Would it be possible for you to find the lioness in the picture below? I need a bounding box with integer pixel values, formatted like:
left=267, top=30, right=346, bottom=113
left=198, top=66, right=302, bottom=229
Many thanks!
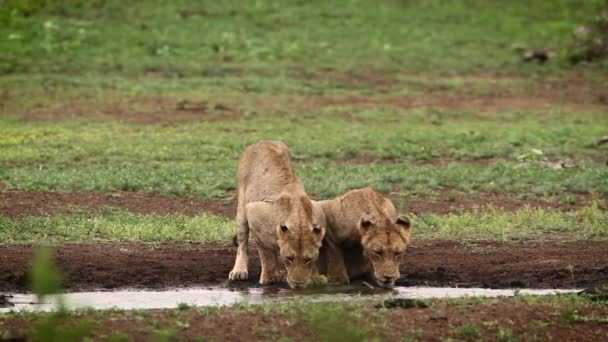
left=317, top=188, right=412, bottom=288
left=228, top=141, right=327, bottom=289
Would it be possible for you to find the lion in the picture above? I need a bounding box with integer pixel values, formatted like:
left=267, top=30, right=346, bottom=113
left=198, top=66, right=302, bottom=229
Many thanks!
left=317, top=187, right=412, bottom=288
left=228, top=141, right=327, bottom=289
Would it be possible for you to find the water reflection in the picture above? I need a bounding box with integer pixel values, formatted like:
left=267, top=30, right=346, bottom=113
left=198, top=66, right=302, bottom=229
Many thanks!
left=0, top=285, right=578, bottom=313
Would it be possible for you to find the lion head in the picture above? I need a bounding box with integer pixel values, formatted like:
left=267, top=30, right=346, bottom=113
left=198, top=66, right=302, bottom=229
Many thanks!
left=359, top=215, right=411, bottom=288
left=274, top=195, right=326, bottom=289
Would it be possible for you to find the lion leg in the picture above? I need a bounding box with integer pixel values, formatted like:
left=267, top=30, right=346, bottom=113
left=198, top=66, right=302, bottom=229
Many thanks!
left=229, top=201, right=249, bottom=281
left=258, top=247, right=284, bottom=285
left=310, top=264, right=328, bottom=285
left=324, top=239, right=350, bottom=284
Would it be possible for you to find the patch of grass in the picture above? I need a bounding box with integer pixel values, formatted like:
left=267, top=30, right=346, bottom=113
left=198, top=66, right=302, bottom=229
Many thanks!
left=177, top=303, right=192, bottom=311
left=561, top=308, right=608, bottom=323
left=2, top=296, right=606, bottom=341
left=107, top=332, right=130, bottom=342
left=415, top=202, right=608, bottom=240
left=0, top=209, right=233, bottom=243
left=455, top=324, right=481, bottom=340
left=1, top=203, right=606, bottom=243
left=0, top=0, right=602, bottom=74
left=298, top=302, right=370, bottom=342
left=496, top=327, right=516, bottom=342
left=1, top=115, right=607, bottom=200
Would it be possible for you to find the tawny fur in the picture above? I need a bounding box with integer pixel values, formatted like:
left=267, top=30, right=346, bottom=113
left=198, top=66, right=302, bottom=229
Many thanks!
left=228, top=141, right=327, bottom=288
left=317, top=187, right=412, bottom=287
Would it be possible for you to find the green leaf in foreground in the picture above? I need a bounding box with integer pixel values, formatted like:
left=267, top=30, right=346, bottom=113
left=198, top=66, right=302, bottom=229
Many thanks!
left=29, top=248, right=63, bottom=302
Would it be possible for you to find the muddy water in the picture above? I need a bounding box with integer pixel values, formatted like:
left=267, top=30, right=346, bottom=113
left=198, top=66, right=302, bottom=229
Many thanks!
left=1, top=286, right=578, bottom=313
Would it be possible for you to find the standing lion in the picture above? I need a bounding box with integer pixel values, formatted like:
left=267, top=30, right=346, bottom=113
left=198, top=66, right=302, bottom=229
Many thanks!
left=229, top=141, right=327, bottom=288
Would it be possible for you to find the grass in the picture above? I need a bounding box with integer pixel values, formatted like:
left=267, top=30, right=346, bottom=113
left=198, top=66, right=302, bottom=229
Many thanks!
left=455, top=324, right=481, bottom=340
left=1, top=0, right=605, bottom=74
left=0, top=204, right=605, bottom=243
left=415, top=202, right=608, bottom=240
left=1, top=294, right=606, bottom=341
left=1, top=111, right=607, bottom=199
left=0, top=209, right=233, bottom=243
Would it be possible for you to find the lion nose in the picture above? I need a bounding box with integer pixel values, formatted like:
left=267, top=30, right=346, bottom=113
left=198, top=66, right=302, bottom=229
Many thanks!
left=382, top=274, right=398, bottom=282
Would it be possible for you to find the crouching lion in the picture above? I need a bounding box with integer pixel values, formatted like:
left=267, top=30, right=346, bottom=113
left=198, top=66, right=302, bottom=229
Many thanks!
left=317, top=187, right=412, bottom=288
left=228, top=141, right=327, bottom=289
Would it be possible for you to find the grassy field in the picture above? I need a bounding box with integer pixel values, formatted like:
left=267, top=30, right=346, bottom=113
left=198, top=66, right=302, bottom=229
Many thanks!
left=1, top=203, right=606, bottom=243
left=1, top=0, right=607, bottom=243
left=2, top=0, right=605, bottom=73
left=1, top=1, right=608, bottom=340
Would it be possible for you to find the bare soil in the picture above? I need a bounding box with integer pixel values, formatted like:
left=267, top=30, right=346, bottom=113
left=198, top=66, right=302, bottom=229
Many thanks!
left=1, top=189, right=602, bottom=220
left=0, top=190, right=236, bottom=219
left=1, top=298, right=607, bottom=341
left=12, top=96, right=243, bottom=125
left=4, top=72, right=606, bottom=125
left=1, top=240, right=607, bottom=292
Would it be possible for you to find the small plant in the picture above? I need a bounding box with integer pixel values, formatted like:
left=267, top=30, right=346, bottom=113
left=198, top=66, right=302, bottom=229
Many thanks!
left=151, top=329, right=177, bottom=342
left=27, top=248, right=96, bottom=341
left=497, top=327, right=516, bottom=342
left=177, top=302, right=192, bottom=311
left=197, top=306, right=221, bottom=316
left=402, top=329, right=424, bottom=341
left=301, top=303, right=370, bottom=342
left=456, top=324, right=481, bottom=340
left=561, top=307, right=608, bottom=323
left=562, top=195, right=577, bottom=205
left=107, top=332, right=130, bottom=342
left=29, top=248, right=63, bottom=305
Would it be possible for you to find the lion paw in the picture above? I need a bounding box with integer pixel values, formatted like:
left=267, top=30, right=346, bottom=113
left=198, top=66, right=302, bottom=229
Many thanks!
left=229, top=269, right=249, bottom=281
left=259, top=271, right=284, bottom=285
left=311, top=274, right=328, bottom=285
left=328, top=274, right=350, bottom=285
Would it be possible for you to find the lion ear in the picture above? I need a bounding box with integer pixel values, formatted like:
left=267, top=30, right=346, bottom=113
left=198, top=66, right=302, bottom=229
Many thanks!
left=359, top=217, right=374, bottom=231
left=396, top=215, right=411, bottom=232
left=279, top=224, right=289, bottom=234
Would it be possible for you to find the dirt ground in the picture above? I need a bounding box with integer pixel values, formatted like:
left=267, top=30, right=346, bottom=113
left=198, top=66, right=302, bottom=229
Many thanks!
left=1, top=298, right=607, bottom=341
left=0, top=190, right=236, bottom=219
left=3, top=71, right=607, bottom=125
left=1, top=240, right=607, bottom=292
left=1, top=190, right=602, bottom=220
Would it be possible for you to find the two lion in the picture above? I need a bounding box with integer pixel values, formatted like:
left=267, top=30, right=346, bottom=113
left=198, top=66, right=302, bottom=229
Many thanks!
left=229, top=141, right=412, bottom=289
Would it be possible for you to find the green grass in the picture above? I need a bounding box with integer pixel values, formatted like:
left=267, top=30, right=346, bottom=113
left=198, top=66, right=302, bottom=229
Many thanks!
left=1, top=204, right=605, bottom=243
left=0, top=209, right=233, bottom=243
left=1, top=0, right=605, bottom=74
left=1, top=1, right=607, bottom=245
left=1, top=111, right=607, bottom=199
left=415, top=202, right=608, bottom=240
left=455, top=324, right=481, bottom=340
left=1, top=294, right=605, bottom=341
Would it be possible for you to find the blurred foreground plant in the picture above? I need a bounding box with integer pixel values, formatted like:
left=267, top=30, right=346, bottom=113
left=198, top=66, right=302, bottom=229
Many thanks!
left=27, top=248, right=95, bottom=342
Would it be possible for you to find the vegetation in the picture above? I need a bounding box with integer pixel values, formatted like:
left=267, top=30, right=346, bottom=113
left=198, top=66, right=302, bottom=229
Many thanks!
left=0, top=209, right=233, bottom=243
left=1, top=114, right=607, bottom=199
left=1, top=0, right=603, bottom=73
left=1, top=204, right=606, bottom=243
left=1, top=294, right=605, bottom=341
left=1, top=0, right=607, bottom=340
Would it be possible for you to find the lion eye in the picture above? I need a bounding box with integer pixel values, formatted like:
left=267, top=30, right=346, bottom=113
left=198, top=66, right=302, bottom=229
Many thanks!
left=285, top=256, right=294, bottom=264
left=394, top=251, right=402, bottom=256
left=373, top=250, right=383, bottom=256
left=304, top=257, right=313, bottom=265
